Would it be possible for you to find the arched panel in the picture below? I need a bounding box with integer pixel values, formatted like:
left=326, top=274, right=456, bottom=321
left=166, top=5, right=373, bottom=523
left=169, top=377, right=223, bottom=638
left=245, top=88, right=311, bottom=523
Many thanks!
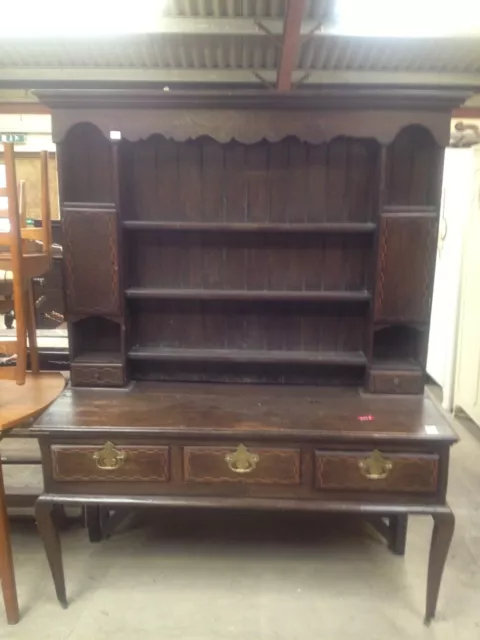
left=60, top=122, right=114, bottom=203
left=386, top=125, right=443, bottom=207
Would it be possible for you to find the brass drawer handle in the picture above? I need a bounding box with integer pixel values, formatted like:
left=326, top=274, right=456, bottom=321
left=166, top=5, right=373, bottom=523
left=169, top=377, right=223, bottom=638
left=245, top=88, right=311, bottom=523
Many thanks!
left=225, top=444, right=259, bottom=474
left=358, top=450, right=393, bottom=480
left=93, top=442, right=126, bottom=471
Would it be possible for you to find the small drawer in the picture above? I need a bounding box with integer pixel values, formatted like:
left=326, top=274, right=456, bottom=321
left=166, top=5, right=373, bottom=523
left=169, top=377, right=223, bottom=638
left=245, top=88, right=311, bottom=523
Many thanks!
left=315, top=450, right=438, bottom=494
left=367, top=369, right=424, bottom=395
left=184, top=444, right=300, bottom=485
left=71, top=363, right=125, bottom=388
left=51, top=442, right=169, bottom=482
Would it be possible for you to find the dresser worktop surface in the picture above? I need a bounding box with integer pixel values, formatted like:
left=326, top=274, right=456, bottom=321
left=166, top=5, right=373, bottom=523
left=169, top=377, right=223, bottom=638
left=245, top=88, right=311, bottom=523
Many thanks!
left=32, top=383, right=457, bottom=443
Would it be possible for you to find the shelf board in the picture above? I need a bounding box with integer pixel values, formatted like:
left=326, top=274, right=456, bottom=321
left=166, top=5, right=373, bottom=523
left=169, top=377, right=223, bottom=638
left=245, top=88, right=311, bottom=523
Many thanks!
left=73, top=351, right=122, bottom=365
left=128, top=347, right=367, bottom=366
left=383, top=205, right=437, bottom=213
left=125, top=288, right=372, bottom=302
left=123, top=220, right=376, bottom=234
left=371, top=358, right=422, bottom=372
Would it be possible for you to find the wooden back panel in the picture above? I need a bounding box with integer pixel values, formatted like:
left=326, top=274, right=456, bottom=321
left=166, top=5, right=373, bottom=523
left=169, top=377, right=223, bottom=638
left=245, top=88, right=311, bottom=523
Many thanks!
left=60, top=123, right=114, bottom=203
left=122, top=135, right=379, bottom=223
left=126, top=230, right=373, bottom=292
left=118, top=135, right=380, bottom=383
left=386, top=125, right=442, bottom=207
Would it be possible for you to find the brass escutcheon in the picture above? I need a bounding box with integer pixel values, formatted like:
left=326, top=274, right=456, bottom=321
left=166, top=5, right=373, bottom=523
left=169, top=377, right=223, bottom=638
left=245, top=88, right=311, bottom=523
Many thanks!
left=225, top=444, right=259, bottom=474
left=93, top=442, right=126, bottom=471
left=358, top=449, right=393, bottom=480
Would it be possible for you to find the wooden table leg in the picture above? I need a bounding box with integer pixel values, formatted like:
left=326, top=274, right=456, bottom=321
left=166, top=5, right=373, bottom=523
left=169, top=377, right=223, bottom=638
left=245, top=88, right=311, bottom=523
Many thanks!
left=0, top=464, right=19, bottom=624
left=35, top=497, right=68, bottom=608
left=425, top=507, right=455, bottom=625
left=388, top=515, right=408, bottom=556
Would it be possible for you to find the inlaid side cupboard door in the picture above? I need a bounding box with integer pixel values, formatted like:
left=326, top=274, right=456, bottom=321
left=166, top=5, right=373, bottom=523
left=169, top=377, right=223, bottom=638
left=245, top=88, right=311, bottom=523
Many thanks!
left=374, top=211, right=438, bottom=324
left=62, top=204, right=121, bottom=317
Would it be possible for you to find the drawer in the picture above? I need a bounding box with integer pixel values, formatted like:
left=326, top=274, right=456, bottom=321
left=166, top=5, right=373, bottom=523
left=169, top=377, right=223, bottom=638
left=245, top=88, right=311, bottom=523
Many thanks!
left=367, top=368, right=424, bottom=395
left=51, top=442, right=169, bottom=482
left=71, top=363, right=125, bottom=388
left=184, top=444, right=300, bottom=485
left=315, top=450, right=438, bottom=494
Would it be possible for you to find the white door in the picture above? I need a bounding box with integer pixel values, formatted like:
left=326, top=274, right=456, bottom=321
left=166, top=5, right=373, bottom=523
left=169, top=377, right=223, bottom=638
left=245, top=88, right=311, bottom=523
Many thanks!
left=454, top=148, right=480, bottom=426
left=427, top=149, right=472, bottom=411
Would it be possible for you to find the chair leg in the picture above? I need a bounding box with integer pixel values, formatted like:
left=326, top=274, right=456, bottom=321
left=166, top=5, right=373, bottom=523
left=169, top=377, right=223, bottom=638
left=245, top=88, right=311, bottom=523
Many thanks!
left=25, top=281, right=39, bottom=375
left=12, top=283, right=27, bottom=386
left=0, top=465, right=19, bottom=624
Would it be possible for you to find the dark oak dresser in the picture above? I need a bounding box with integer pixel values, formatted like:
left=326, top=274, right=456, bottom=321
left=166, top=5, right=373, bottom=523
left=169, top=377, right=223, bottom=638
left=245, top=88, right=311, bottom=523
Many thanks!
left=31, top=87, right=466, bottom=623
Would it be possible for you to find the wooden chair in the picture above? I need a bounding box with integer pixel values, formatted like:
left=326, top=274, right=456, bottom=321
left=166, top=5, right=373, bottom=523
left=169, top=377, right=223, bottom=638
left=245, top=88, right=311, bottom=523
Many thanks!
left=1, top=180, right=26, bottom=330
left=0, top=144, right=52, bottom=385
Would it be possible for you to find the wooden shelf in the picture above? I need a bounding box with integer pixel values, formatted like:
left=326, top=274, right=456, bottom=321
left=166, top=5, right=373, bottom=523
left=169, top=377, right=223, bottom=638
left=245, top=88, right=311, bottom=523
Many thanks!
left=125, top=288, right=372, bottom=302
left=128, top=347, right=367, bottom=366
left=383, top=205, right=437, bottom=213
left=371, top=358, right=422, bottom=372
left=123, top=221, right=376, bottom=234
left=73, top=351, right=122, bottom=365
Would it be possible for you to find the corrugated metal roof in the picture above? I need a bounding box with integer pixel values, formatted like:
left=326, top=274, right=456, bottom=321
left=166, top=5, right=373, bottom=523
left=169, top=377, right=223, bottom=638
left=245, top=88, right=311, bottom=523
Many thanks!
left=163, top=0, right=286, bottom=17
left=299, top=37, right=480, bottom=73
left=1, top=33, right=479, bottom=75
left=0, top=35, right=279, bottom=70
left=161, top=0, right=329, bottom=19
left=0, top=3, right=479, bottom=89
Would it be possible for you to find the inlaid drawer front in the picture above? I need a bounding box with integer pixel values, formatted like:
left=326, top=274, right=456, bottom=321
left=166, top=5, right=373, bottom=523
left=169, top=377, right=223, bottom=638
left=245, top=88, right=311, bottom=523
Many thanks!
left=71, top=364, right=125, bottom=388
left=184, top=444, right=300, bottom=485
left=367, top=369, right=424, bottom=395
left=315, top=450, right=438, bottom=493
left=51, top=442, right=169, bottom=482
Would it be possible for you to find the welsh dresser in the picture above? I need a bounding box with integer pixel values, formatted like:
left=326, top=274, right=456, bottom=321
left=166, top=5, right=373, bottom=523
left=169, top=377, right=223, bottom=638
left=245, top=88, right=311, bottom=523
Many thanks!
left=32, top=87, right=467, bottom=622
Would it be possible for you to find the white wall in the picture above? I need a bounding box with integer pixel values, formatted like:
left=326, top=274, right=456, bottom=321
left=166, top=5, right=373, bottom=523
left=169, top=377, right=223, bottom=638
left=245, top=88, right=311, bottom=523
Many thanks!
left=0, top=114, right=55, bottom=152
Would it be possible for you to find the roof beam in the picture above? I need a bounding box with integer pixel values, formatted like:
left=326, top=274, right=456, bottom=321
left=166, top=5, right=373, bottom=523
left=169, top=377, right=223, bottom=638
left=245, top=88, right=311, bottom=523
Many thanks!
left=0, top=68, right=479, bottom=91
left=453, top=107, right=480, bottom=117
left=277, top=0, right=307, bottom=91
left=0, top=103, right=49, bottom=114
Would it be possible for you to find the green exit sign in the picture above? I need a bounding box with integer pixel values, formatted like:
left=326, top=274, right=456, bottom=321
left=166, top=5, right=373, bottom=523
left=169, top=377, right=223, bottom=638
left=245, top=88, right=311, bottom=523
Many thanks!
left=0, top=133, right=26, bottom=143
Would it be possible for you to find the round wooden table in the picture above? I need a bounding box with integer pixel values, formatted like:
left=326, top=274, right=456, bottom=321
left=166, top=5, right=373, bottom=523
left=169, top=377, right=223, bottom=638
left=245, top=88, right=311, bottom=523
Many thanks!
left=0, top=372, right=66, bottom=624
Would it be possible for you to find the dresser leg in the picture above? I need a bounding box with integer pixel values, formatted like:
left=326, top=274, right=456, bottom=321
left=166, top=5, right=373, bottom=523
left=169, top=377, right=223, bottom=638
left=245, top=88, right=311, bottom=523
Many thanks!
left=424, top=508, right=455, bottom=625
left=85, top=506, right=103, bottom=542
left=388, top=515, right=408, bottom=556
left=52, top=505, right=69, bottom=531
left=35, top=498, right=67, bottom=608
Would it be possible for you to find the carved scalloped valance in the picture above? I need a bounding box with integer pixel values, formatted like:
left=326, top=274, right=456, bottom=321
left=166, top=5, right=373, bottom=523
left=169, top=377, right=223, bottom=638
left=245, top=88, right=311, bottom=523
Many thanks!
left=36, top=88, right=471, bottom=146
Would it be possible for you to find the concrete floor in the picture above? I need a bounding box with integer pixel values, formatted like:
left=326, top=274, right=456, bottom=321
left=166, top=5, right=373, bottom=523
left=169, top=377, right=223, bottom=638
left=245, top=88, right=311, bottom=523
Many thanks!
left=0, top=400, right=479, bottom=639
